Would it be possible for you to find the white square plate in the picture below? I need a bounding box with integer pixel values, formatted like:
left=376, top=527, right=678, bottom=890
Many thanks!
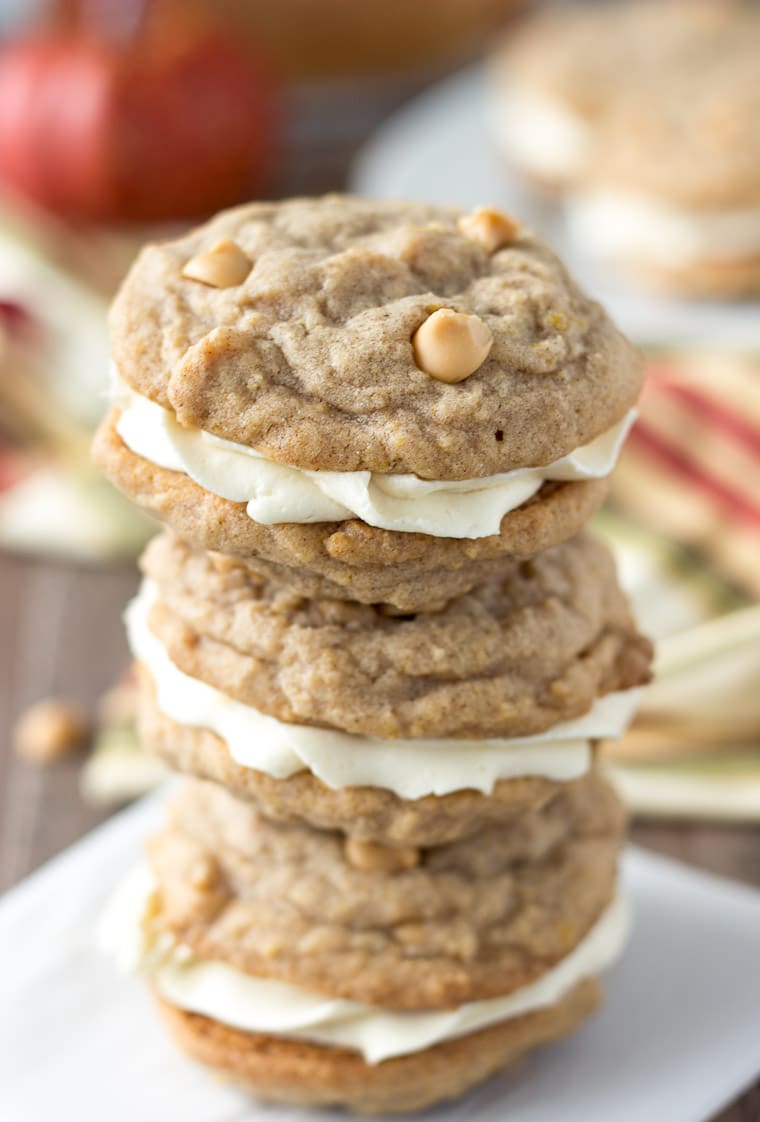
left=1, top=793, right=759, bottom=1122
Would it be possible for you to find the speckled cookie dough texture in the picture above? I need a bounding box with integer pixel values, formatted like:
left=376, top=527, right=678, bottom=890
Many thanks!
left=139, top=531, right=651, bottom=740
left=146, top=776, right=625, bottom=1009
left=107, top=195, right=642, bottom=480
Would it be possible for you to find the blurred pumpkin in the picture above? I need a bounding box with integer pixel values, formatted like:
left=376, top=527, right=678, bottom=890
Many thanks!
left=0, top=4, right=279, bottom=222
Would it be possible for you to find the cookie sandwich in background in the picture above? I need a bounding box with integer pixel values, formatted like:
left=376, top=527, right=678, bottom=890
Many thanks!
left=490, top=0, right=760, bottom=298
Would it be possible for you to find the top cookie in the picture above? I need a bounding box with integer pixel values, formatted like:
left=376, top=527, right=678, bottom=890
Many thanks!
left=110, top=195, right=640, bottom=480
left=492, top=2, right=653, bottom=120
left=493, top=1, right=705, bottom=117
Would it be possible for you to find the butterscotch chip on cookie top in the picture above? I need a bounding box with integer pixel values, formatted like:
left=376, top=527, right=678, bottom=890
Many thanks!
left=108, top=194, right=641, bottom=481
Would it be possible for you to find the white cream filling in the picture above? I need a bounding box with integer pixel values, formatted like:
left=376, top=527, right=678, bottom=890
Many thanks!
left=113, top=378, right=634, bottom=540
left=127, top=580, right=641, bottom=798
left=98, top=864, right=630, bottom=1065
left=566, top=192, right=760, bottom=268
left=488, top=87, right=591, bottom=181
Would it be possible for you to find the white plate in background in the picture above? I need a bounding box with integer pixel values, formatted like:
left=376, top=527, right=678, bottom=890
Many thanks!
left=352, top=67, right=760, bottom=349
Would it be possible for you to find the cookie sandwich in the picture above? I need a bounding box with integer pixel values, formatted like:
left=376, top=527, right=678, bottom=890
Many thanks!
left=101, top=773, right=628, bottom=1114
left=565, top=3, right=760, bottom=297
left=93, top=195, right=641, bottom=611
left=488, top=2, right=670, bottom=191
left=490, top=1, right=760, bottom=297
left=130, top=529, right=649, bottom=846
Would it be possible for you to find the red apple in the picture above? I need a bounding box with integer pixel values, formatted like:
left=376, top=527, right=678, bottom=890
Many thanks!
left=0, top=22, right=279, bottom=222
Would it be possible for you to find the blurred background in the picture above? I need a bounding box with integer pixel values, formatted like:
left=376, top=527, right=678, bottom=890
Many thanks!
left=0, top=0, right=758, bottom=913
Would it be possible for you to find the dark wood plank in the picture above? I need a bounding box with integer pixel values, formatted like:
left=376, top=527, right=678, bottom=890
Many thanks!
left=632, top=821, right=760, bottom=888
left=0, top=552, right=138, bottom=891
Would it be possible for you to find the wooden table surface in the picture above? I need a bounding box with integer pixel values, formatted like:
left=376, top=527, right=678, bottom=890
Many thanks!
left=2, top=551, right=759, bottom=1120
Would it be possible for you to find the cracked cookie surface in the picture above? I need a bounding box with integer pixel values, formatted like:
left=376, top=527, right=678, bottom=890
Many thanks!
left=109, top=194, right=641, bottom=480
left=146, top=774, right=624, bottom=1009
left=141, top=530, right=652, bottom=740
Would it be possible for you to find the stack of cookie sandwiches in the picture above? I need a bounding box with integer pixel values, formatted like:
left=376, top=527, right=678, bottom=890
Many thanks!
left=95, top=195, right=652, bottom=1113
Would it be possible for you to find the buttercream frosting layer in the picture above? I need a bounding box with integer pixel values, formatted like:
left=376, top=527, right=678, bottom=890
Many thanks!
left=99, top=864, right=629, bottom=1064
left=567, top=192, right=760, bottom=267
left=127, top=580, right=641, bottom=798
left=114, top=378, right=634, bottom=540
left=489, top=90, right=591, bottom=181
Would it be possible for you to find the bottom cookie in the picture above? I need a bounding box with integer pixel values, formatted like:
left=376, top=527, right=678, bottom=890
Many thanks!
left=156, top=978, right=601, bottom=1115
left=93, top=410, right=611, bottom=611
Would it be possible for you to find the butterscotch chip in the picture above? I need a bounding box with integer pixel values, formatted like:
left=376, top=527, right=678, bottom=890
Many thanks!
left=189, top=856, right=221, bottom=891
left=412, top=309, right=493, bottom=383
left=208, top=551, right=240, bottom=574
left=96, top=670, right=138, bottom=726
left=13, top=698, right=90, bottom=764
left=458, top=207, right=518, bottom=252
left=182, top=240, right=252, bottom=288
left=344, top=838, right=419, bottom=873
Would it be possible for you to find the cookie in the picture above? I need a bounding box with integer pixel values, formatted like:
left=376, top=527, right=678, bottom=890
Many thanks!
left=488, top=1, right=670, bottom=190
left=565, top=25, right=760, bottom=298
left=107, top=196, right=640, bottom=478
left=94, top=411, right=610, bottom=608
left=145, top=775, right=624, bottom=1009
left=93, top=195, right=641, bottom=604
left=155, top=978, right=601, bottom=1115
left=136, top=529, right=650, bottom=741
left=621, top=256, right=760, bottom=301
left=489, top=1, right=746, bottom=191
left=491, top=1, right=760, bottom=295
